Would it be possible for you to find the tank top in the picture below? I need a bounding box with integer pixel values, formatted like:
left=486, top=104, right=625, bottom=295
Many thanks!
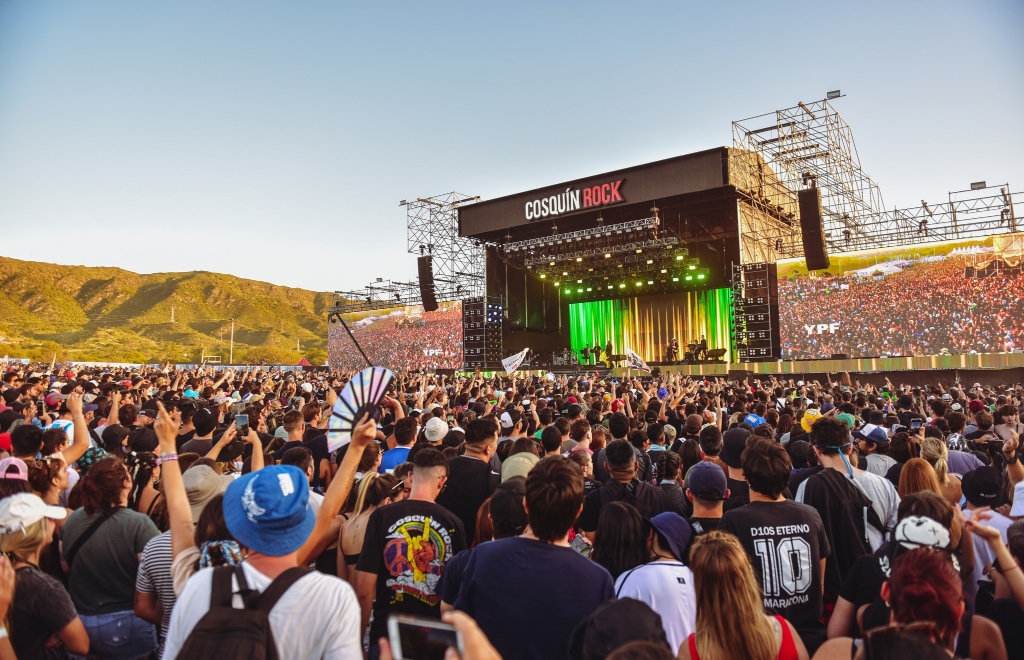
left=686, top=615, right=797, bottom=660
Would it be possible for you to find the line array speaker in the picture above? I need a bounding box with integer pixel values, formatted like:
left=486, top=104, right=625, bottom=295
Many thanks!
left=417, top=255, right=438, bottom=312
left=798, top=188, right=830, bottom=271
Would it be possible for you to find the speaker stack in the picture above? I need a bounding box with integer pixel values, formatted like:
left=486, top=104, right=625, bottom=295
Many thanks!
left=417, top=256, right=439, bottom=312
left=798, top=188, right=830, bottom=271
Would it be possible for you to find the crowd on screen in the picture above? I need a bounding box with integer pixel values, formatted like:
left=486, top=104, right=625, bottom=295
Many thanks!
left=1, top=360, right=1024, bottom=659
left=328, top=305, right=463, bottom=371
left=779, top=258, right=1024, bottom=359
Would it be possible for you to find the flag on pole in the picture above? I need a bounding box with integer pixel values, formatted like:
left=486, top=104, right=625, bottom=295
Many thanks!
left=624, top=349, right=650, bottom=373
left=501, top=348, right=530, bottom=373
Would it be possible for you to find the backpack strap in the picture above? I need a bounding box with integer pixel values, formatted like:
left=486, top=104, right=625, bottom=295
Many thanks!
left=209, top=565, right=236, bottom=608
left=256, top=567, right=310, bottom=613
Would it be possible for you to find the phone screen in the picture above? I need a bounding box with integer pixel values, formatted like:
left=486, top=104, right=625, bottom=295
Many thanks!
left=389, top=616, right=459, bottom=660
left=236, top=414, right=249, bottom=436
left=910, top=419, right=922, bottom=429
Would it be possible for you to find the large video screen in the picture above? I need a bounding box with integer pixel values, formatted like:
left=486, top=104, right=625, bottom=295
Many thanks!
left=569, top=289, right=734, bottom=364
left=328, top=302, right=463, bottom=371
left=778, top=235, right=1024, bottom=360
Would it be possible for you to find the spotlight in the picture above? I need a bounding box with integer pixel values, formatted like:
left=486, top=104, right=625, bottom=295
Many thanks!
left=636, top=282, right=642, bottom=286
left=554, top=281, right=559, bottom=286
left=549, top=261, right=555, bottom=266
left=577, top=288, right=583, bottom=293
left=697, top=273, right=705, bottom=280
left=689, top=265, right=697, bottom=270
left=586, top=287, right=592, bottom=292
left=660, top=269, right=667, bottom=273
left=540, top=274, right=546, bottom=279
left=676, top=255, right=684, bottom=261
left=685, top=275, right=693, bottom=281
left=619, top=284, right=626, bottom=288
left=636, top=249, right=643, bottom=254
left=647, top=280, right=653, bottom=285
left=563, top=271, right=568, bottom=276
left=577, top=279, right=582, bottom=284
left=607, top=285, right=613, bottom=289
left=672, top=277, right=679, bottom=282
left=646, top=259, right=653, bottom=264
left=576, top=257, right=582, bottom=262
left=605, top=253, right=611, bottom=258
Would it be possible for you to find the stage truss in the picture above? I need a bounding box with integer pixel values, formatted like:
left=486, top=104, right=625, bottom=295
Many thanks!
left=732, top=97, right=1021, bottom=261
left=330, top=191, right=487, bottom=314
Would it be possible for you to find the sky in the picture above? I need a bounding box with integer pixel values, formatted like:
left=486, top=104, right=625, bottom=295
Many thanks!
left=1, top=1, right=1021, bottom=293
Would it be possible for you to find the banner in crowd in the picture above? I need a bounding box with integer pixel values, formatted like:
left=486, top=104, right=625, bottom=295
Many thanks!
left=501, top=348, right=530, bottom=373
left=625, top=349, right=651, bottom=373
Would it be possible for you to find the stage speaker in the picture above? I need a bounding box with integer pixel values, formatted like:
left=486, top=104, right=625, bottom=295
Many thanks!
left=417, top=256, right=438, bottom=312
left=831, top=353, right=848, bottom=360
left=798, top=188, right=830, bottom=271
left=964, top=266, right=975, bottom=277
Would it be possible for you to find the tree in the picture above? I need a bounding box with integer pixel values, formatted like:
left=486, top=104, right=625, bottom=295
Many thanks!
left=240, top=346, right=300, bottom=365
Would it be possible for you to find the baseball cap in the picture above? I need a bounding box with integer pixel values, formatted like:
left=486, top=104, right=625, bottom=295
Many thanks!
left=835, top=412, right=856, bottom=430
left=566, top=396, right=578, bottom=404
left=0, top=457, right=28, bottom=481
left=720, top=428, right=750, bottom=469
left=192, top=407, right=218, bottom=436
left=44, top=393, right=64, bottom=407
left=568, top=598, right=670, bottom=660
left=853, top=423, right=889, bottom=446
left=742, top=413, right=766, bottom=428
left=500, top=410, right=522, bottom=430
left=800, top=408, right=823, bottom=433
left=962, top=466, right=1004, bottom=507
left=950, top=402, right=964, bottom=413
left=423, top=417, right=448, bottom=443
left=893, top=515, right=951, bottom=552
left=941, top=393, right=952, bottom=402
left=687, top=461, right=728, bottom=500
left=968, top=400, right=985, bottom=413
left=0, top=493, right=67, bottom=534
left=648, top=512, right=693, bottom=561
left=182, top=465, right=231, bottom=523
left=301, top=382, right=314, bottom=393
left=223, top=465, right=315, bottom=557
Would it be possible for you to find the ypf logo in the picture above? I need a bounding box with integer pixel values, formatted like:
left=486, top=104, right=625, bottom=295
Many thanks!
left=804, top=323, right=840, bottom=335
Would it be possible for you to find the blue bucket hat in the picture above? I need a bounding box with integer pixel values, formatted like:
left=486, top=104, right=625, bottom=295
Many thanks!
left=223, top=465, right=315, bottom=557
left=648, top=512, right=693, bottom=562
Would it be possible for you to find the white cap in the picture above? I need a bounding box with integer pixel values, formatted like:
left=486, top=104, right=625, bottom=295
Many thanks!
left=0, top=493, right=66, bottom=534
left=424, top=417, right=448, bottom=443
left=301, top=382, right=314, bottom=393
left=1010, top=482, right=1024, bottom=517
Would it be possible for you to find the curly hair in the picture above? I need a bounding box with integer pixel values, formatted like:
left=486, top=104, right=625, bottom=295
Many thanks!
left=79, top=457, right=129, bottom=515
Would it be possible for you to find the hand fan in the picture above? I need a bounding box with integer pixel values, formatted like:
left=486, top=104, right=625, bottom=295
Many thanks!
left=327, top=366, right=394, bottom=452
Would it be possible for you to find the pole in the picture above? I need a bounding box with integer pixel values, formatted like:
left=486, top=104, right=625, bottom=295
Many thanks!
left=229, top=319, right=234, bottom=364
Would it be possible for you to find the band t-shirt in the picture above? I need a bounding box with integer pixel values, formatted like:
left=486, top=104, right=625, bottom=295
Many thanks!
left=356, top=499, right=466, bottom=644
left=720, top=500, right=831, bottom=653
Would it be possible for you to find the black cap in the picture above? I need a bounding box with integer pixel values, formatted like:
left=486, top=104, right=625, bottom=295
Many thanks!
left=193, top=407, right=218, bottom=437
left=962, top=466, right=1004, bottom=507
left=568, top=598, right=670, bottom=660
left=720, top=428, right=750, bottom=469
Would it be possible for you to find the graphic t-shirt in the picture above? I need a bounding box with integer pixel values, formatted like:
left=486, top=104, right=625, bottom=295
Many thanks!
left=11, top=566, right=78, bottom=660
left=720, top=500, right=831, bottom=653
left=355, top=499, right=466, bottom=643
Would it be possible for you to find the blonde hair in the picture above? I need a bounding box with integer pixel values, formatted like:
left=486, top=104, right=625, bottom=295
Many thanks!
left=920, top=437, right=949, bottom=484
left=897, top=457, right=942, bottom=498
left=0, top=517, right=49, bottom=564
left=690, top=531, right=777, bottom=660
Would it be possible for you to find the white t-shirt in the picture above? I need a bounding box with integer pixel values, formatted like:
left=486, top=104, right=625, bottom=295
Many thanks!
left=613, top=560, right=697, bottom=655
left=163, top=561, right=362, bottom=659
left=795, top=469, right=900, bottom=552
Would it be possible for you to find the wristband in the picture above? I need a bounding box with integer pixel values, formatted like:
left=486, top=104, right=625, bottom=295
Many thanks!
left=157, top=455, right=178, bottom=465
left=1007, top=453, right=1019, bottom=464
left=72, top=415, right=85, bottom=421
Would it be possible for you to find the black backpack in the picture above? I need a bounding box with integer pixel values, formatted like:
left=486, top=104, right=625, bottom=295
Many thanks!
left=176, top=564, right=309, bottom=660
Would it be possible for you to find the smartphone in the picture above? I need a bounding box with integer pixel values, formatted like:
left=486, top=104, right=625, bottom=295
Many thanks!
left=36, top=401, right=44, bottom=416
left=236, top=414, right=249, bottom=437
left=910, top=419, right=923, bottom=429
left=387, top=614, right=462, bottom=660
left=569, top=533, right=593, bottom=558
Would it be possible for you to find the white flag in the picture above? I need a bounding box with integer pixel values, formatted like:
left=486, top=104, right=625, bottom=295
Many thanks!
left=501, top=348, right=530, bottom=373
left=624, top=349, right=650, bottom=373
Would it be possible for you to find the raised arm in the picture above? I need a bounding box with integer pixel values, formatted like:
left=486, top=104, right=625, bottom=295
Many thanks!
left=204, top=423, right=237, bottom=462
left=154, top=402, right=196, bottom=559
left=60, top=393, right=91, bottom=465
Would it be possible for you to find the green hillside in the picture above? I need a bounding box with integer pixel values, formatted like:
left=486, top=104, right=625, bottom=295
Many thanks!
left=0, top=256, right=334, bottom=364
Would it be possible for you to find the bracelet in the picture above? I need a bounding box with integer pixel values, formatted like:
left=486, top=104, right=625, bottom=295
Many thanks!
left=1004, top=560, right=1022, bottom=573
left=157, top=455, right=178, bottom=466
left=72, top=415, right=84, bottom=421
left=1008, top=453, right=1019, bottom=464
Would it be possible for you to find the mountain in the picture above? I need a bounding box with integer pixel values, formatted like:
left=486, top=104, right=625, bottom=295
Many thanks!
left=0, top=256, right=335, bottom=364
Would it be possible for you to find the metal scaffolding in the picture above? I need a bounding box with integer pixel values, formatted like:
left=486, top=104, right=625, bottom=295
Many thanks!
left=732, top=97, right=1021, bottom=259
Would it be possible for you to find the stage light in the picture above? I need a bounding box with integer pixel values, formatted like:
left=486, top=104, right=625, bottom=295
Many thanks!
left=576, top=257, right=582, bottom=262
left=619, top=283, right=626, bottom=288
left=554, top=281, right=559, bottom=286
left=661, top=269, right=667, bottom=273
left=685, top=275, right=693, bottom=281
left=540, top=274, right=546, bottom=279
left=577, top=279, right=582, bottom=283
left=586, top=287, right=592, bottom=292
left=826, top=89, right=841, bottom=99
left=676, top=255, right=683, bottom=261
left=636, top=282, right=642, bottom=286
left=577, top=288, right=583, bottom=293
left=672, top=277, right=679, bottom=282
left=563, top=271, right=568, bottom=276
left=646, top=259, right=653, bottom=264
left=689, top=265, right=697, bottom=270
left=607, top=285, right=613, bottom=289
left=549, top=261, right=555, bottom=266
left=604, top=253, right=611, bottom=258
left=647, top=280, right=653, bottom=285
left=636, top=249, right=643, bottom=254
left=697, top=273, right=705, bottom=280
left=617, top=264, right=623, bottom=268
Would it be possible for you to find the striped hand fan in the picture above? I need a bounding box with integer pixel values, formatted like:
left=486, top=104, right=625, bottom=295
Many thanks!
left=327, top=366, right=394, bottom=452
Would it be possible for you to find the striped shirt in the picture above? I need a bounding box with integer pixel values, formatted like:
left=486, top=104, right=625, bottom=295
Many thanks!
left=136, top=531, right=176, bottom=656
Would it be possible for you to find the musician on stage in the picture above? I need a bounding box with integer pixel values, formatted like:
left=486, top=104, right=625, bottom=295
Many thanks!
left=666, top=337, right=679, bottom=363
left=697, top=335, right=707, bottom=361
left=604, top=340, right=613, bottom=368
left=581, top=344, right=590, bottom=364
left=592, top=342, right=602, bottom=364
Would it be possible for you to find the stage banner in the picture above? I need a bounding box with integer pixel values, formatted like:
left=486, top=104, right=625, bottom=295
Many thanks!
left=502, top=348, right=530, bottom=373
left=625, top=349, right=651, bottom=373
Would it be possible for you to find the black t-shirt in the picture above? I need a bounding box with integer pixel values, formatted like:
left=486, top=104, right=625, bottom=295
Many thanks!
left=454, top=536, right=614, bottom=660
left=839, top=547, right=888, bottom=610
left=578, top=479, right=675, bottom=532
left=884, top=462, right=903, bottom=489
left=179, top=436, right=213, bottom=456
left=273, top=434, right=330, bottom=489
left=436, top=456, right=500, bottom=543
left=355, top=499, right=466, bottom=643
left=985, top=598, right=1024, bottom=660
left=723, top=478, right=750, bottom=512
left=897, top=411, right=923, bottom=428
left=688, top=516, right=721, bottom=536
left=720, top=500, right=831, bottom=654
left=11, top=566, right=78, bottom=660
left=175, top=430, right=195, bottom=453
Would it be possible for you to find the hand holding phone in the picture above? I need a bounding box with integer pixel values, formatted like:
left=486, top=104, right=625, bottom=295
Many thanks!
left=387, top=615, right=463, bottom=660
left=236, top=414, right=249, bottom=437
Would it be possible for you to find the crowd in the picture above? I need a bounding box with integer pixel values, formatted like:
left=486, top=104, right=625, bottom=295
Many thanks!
left=779, top=258, right=1024, bottom=359
left=0, top=360, right=1023, bottom=659
left=328, top=305, right=463, bottom=371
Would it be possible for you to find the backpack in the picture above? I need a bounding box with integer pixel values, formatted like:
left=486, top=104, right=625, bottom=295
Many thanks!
left=177, top=564, right=309, bottom=660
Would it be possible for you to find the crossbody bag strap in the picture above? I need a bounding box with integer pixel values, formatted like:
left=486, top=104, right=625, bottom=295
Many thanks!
left=65, top=507, right=120, bottom=568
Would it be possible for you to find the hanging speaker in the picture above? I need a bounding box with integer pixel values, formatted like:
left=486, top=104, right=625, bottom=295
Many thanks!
left=798, top=188, right=830, bottom=271
left=417, top=255, right=439, bottom=312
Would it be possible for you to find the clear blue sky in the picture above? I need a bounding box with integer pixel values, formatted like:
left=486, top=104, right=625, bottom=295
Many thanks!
left=1, top=1, right=1021, bottom=292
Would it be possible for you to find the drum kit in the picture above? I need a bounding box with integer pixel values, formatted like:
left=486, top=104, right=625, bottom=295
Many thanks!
left=550, top=348, right=580, bottom=366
